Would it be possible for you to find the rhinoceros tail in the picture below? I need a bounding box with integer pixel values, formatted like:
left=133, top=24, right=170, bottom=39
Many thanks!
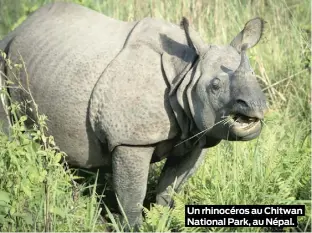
left=0, top=35, right=14, bottom=129
left=0, top=28, right=17, bottom=52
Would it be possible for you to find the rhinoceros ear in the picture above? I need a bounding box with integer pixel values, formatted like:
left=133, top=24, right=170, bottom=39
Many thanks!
left=230, top=17, right=265, bottom=53
left=180, top=17, right=206, bottom=57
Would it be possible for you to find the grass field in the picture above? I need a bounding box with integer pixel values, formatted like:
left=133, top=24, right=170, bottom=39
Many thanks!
left=0, top=0, right=311, bottom=232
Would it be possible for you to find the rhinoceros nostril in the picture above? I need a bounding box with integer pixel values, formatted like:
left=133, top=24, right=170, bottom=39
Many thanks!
left=236, top=99, right=249, bottom=108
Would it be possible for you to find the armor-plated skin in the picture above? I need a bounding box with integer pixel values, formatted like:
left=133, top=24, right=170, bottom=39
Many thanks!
left=0, top=2, right=267, bottom=227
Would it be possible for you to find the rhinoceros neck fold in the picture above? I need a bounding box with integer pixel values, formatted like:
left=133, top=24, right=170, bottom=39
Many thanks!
left=166, top=60, right=201, bottom=141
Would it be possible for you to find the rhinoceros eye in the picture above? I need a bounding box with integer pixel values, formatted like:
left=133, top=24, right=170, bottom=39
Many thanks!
left=211, top=77, right=221, bottom=90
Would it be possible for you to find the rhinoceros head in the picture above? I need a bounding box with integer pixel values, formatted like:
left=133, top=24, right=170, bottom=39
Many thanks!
left=180, top=17, right=267, bottom=141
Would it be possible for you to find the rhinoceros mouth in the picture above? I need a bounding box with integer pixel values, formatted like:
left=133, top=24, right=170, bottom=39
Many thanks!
left=230, top=113, right=260, bottom=129
left=227, top=113, right=261, bottom=138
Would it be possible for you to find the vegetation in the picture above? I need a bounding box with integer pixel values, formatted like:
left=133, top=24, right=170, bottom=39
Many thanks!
left=0, top=0, right=310, bottom=232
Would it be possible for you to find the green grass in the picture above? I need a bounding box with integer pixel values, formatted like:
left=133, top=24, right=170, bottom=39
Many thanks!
left=0, top=0, right=311, bottom=232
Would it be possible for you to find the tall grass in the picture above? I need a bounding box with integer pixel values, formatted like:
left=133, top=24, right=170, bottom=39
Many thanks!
left=0, top=0, right=310, bottom=232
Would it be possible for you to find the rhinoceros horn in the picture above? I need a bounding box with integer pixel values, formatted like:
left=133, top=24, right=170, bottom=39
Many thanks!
left=180, top=17, right=206, bottom=56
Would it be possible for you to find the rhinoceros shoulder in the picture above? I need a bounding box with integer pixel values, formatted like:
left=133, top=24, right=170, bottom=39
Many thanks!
left=89, top=17, right=194, bottom=151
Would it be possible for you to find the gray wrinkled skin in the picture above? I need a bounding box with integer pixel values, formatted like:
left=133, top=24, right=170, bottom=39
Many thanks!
left=0, top=2, right=268, bottom=228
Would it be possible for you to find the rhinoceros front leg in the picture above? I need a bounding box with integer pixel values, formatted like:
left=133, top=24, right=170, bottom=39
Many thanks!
left=156, top=147, right=207, bottom=207
left=112, top=145, right=153, bottom=228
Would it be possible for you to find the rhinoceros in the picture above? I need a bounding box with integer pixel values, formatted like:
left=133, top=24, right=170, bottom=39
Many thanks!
left=0, top=2, right=267, bottom=228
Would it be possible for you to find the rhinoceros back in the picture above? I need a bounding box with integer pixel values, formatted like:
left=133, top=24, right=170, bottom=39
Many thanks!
left=4, top=2, right=136, bottom=167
